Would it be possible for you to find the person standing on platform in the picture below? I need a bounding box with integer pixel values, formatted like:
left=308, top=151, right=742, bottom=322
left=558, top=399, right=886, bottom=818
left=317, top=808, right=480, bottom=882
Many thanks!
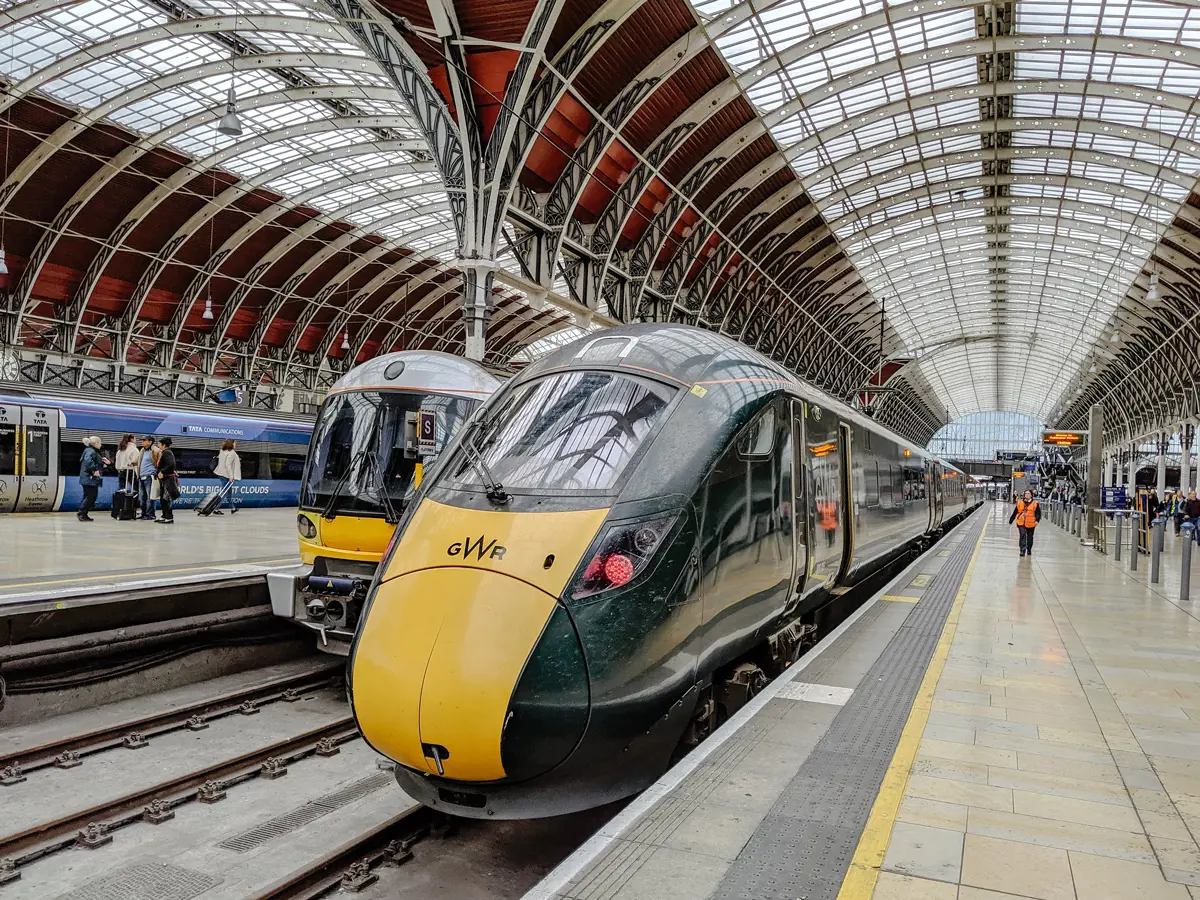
left=156, top=436, right=178, bottom=525
left=114, top=433, right=139, bottom=502
left=77, top=436, right=105, bottom=522
left=1009, top=488, right=1041, bottom=557
left=212, top=439, right=242, bottom=515
left=1183, top=491, right=1200, bottom=536
left=137, top=435, right=158, bottom=521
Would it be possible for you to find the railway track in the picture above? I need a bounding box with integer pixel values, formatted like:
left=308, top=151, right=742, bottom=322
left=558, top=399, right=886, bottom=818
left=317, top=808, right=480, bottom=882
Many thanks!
left=0, top=662, right=343, bottom=778
left=0, top=715, right=359, bottom=876
left=246, top=807, right=438, bottom=900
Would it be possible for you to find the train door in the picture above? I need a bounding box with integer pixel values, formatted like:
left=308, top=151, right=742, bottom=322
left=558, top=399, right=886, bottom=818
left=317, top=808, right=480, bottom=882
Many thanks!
left=0, top=403, right=17, bottom=513
left=804, top=403, right=846, bottom=589
left=783, top=398, right=809, bottom=610
left=932, top=461, right=945, bottom=529
left=925, top=461, right=936, bottom=531
left=1, top=404, right=60, bottom=512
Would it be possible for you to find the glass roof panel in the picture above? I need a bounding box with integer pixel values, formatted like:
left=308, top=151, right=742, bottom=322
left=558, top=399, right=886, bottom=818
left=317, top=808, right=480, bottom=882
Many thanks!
left=701, top=0, right=1199, bottom=419
left=0, top=0, right=457, bottom=322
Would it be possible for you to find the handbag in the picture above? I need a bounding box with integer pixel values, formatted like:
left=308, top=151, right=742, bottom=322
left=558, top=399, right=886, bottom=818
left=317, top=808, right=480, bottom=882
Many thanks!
left=163, top=473, right=181, bottom=501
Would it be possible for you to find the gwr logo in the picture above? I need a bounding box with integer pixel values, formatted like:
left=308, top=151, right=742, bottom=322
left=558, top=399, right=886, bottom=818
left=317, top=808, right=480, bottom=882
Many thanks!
left=447, top=536, right=507, bottom=561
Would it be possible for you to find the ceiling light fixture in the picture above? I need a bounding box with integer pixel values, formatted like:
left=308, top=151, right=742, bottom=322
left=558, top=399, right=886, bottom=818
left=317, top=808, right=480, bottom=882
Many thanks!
left=1109, top=328, right=1121, bottom=342
left=202, top=297, right=214, bottom=320
left=217, top=0, right=244, bottom=137
left=217, top=84, right=243, bottom=136
left=341, top=331, right=351, bottom=351
left=1146, top=270, right=1159, bottom=301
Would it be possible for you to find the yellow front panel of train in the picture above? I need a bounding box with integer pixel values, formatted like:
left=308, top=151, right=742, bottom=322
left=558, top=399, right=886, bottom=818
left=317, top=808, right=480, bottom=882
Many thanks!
left=381, top=498, right=610, bottom=596
left=350, top=499, right=609, bottom=781
left=319, top=515, right=396, bottom=556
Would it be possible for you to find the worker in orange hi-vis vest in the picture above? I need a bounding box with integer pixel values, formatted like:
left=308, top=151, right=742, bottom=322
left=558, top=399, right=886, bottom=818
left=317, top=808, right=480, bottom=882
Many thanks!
left=1008, top=489, right=1042, bottom=558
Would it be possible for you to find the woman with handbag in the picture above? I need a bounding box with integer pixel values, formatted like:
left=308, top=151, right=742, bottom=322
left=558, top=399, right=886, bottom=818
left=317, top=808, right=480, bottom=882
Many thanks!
left=212, top=439, right=242, bottom=515
left=155, top=436, right=179, bottom=524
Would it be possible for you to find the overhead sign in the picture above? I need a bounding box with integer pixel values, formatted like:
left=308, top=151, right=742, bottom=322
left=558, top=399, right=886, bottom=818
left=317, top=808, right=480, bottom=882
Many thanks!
left=1043, top=430, right=1085, bottom=447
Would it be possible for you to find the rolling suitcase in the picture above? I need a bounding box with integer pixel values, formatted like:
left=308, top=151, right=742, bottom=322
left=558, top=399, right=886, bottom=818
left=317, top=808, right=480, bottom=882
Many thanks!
left=111, top=473, right=138, bottom=521
left=196, top=483, right=227, bottom=517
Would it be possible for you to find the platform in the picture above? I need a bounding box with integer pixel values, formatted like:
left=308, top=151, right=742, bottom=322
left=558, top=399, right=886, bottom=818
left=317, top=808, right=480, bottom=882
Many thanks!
left=0, top=508, right=302, bottom=607
left=526, top=502, right=1200, bottom=900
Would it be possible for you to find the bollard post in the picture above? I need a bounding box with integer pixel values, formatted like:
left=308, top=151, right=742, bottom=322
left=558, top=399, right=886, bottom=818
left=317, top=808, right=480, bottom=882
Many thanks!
left=1151, top=517, right=1164, bottom=584
left=1182, top=522, right=1195, bottom=602
left=1130, top=512, right=1139, bottom=571
left=1114, top=512, right=1124, bottom=562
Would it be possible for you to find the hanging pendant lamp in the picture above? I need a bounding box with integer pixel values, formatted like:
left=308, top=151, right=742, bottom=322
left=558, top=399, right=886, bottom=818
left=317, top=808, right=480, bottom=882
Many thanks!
left=217, top=84, right=243, bottom=136
left=202, top=297, right=214, bottom=321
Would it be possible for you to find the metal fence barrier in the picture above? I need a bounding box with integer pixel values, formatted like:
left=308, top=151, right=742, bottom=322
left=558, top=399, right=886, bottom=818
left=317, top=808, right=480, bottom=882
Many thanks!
left=1090, top=509, right=1109, bottom=554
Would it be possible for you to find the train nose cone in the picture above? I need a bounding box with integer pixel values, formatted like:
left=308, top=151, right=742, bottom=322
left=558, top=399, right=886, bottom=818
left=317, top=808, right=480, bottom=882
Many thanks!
left=349, top=567, right=585, bottom=782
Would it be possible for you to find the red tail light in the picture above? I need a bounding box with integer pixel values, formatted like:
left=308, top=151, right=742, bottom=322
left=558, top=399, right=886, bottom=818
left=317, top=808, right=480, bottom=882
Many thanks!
left=571, top=514, right=678, bottom=600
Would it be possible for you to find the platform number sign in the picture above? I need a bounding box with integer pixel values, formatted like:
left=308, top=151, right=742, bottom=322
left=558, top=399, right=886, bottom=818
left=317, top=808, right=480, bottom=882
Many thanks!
left=418, top=409, right=437, bottom=456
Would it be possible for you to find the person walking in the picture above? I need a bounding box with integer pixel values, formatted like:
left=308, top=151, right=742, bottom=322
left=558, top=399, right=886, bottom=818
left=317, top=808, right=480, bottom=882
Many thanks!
left=1009, top=488, right=1041, bottom=557
left=114, top=433, right=139, bottom=502
left=137, top=435, right=158, bottom=520
left=156, top=436, right=178, bottom=524
left=78, top=436, right=105, bottom=522
left=212, top=439, right=242, bottom=515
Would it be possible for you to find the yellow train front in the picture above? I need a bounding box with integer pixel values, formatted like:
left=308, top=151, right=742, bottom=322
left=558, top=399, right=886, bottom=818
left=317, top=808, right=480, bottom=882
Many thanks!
left=268, top=351, right=499, bottom=654
left=350, top=325, right=974, bottom=818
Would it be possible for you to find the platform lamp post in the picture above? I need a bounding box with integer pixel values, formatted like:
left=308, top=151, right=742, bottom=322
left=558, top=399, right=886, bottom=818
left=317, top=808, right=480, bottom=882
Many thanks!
left=1086, top=405, right=1104, bottom=544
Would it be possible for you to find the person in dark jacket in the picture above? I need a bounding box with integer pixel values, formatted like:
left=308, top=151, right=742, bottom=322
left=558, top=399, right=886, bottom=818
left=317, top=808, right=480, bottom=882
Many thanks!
left=1184, top=491, right=1200, bottom=537
left=1009, top=489, right=1042, bottom=557
left=155, top=436, right=178, bottom=524
left=78, top=436, right=105, bottom=522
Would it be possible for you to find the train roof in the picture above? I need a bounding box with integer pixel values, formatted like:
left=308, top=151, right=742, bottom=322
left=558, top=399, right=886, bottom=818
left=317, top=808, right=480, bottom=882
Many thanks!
left=329, top=350, right=500, bottom=398
left=524, top=323, right=965, bottom=474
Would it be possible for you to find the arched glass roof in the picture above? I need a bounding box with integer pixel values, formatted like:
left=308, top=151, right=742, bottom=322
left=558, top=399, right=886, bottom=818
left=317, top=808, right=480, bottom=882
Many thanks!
left=694, top=0, right=1200, bottom=421
left=927, top=409, right=1043, bottom=460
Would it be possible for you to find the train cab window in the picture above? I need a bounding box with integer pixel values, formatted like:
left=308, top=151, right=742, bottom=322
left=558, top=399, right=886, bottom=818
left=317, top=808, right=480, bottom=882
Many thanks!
left=448, top=371, right=675, bottom=493
left=303, top=390, right=480, bottom=514
left=738, top=407, right=776, bottom=459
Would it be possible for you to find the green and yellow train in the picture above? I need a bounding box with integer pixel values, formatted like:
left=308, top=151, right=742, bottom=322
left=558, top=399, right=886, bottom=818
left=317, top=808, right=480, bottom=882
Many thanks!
left=348, top=324, right=976, bottom=817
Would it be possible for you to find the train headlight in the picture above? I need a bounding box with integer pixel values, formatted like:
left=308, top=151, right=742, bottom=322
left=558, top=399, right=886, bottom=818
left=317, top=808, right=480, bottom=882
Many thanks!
left=297, top=514, right=317, bottom=540
left=572, top=513, right=678, bottom=600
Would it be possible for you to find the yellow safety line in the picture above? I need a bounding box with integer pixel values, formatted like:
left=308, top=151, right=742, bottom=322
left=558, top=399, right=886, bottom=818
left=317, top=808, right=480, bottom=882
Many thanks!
left=836, top=515, right=989, bottom=900
left=882, top=594, right=920, bottom=603
left=0, top=557, right=298, bottom=590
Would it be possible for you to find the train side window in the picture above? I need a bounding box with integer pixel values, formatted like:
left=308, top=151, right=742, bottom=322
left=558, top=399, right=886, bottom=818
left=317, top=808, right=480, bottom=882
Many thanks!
left=738, top=406, right=776, bottom=459
left=0, top=423, right=15, bottom=475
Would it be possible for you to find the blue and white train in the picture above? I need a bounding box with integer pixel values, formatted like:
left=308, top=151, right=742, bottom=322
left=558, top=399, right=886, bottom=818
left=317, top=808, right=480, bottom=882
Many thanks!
left=0, top=388, right=312, bottom=514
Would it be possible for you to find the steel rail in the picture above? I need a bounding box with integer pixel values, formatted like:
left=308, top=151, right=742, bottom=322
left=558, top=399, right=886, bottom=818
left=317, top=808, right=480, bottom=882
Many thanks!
left=0, top=662, right=344, bottom=774
left=0, top=718, right=358, bottom=866
left=246, top=807, right=439, bottom=900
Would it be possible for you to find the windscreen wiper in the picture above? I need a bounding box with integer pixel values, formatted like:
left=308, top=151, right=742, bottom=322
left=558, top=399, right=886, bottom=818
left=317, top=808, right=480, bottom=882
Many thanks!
left=461, top=418, right=509, bottom=506
left=363, top=449, right=400, bottom=525
left=320, top=449, right=365, bottom=521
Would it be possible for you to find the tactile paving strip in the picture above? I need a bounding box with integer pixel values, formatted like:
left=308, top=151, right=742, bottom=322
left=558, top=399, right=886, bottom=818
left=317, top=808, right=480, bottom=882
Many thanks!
left=709, top=511, right=986, bottom=900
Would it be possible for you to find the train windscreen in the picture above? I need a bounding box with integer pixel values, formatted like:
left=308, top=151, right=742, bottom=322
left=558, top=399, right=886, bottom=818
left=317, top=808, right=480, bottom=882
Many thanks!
left=446, top=370, right=675, bottom=493
left=302, top=390, right=480, bottom=516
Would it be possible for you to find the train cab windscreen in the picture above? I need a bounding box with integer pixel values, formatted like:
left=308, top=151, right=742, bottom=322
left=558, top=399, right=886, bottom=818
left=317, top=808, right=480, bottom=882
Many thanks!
left=447, top=370, right=675, bottom=494
left=302, top=390, right=481, bottom=518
